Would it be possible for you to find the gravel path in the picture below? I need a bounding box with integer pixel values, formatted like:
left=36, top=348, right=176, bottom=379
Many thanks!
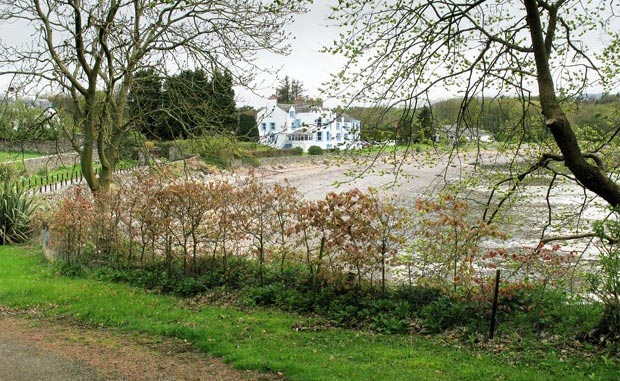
left=0, top=333, right=103, bottom=381
left=0, top=313, right=276, bottom=381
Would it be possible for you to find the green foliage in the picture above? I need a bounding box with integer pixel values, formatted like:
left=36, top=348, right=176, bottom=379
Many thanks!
left=0, top=101, right=63, bottom=140
left=163, top=69, right=215, bottom=138
left=419, top=296, right=481, bottom=333
left=237, top=109, right=258, bottom=141
left=589, top=214, right=620, bottom=343
left=180, top=136, right=240, bottom=167
left=53, top=261, right=87, bottom=278
left=0, top=163, right=24, bottom=181
left=347, top=106, right=399, bottom=142
left=307, top=145, right=323, bottom=155
left=417, top=105, right=433, bottom=138
left=0, top=180, right=35, bottom=244
left=348, top=95, right=620, bottom=146
left=127, top=69, right=164, bottom=139
left=291, top=146, right=304, bottom=156
left=209, top=70, right=236, bottom=132
left=276, top=75, right=304, bottom=103
left=118, top=130, right=147, bottom=161
left=129, top=69, right=238, bottom=140
left=1, top=246, right=617, bottom=381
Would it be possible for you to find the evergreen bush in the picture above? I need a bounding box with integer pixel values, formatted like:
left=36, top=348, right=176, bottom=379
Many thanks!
left=0, top=180, right=35, bottom=244
left=307, top=145, right=323, bottom=155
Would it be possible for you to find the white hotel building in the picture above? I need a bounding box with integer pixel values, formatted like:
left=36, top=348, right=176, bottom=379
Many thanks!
left=257, top=97, right=361, bottom=151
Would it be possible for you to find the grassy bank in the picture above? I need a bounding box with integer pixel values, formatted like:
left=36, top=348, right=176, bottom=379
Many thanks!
left=0, top=151, right=42, bottom=163
left=0, top=245, right=617, bottom=381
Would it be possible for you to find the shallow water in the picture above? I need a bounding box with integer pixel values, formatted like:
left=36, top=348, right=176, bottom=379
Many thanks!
left=254, top=151, right=610, bottom=259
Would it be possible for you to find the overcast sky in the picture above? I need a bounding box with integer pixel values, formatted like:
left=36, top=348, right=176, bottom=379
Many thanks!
left=1, top=1, right=617, bottom=109
left=0, top=0, right=342, bottom=108
left=234, top=0, right=344, bottom=108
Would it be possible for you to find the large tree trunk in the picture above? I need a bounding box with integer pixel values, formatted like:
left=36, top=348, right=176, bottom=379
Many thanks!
left=524, top=0, right=620, bottom=207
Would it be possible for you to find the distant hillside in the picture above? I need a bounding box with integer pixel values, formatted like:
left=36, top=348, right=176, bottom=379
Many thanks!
left=346, top=95, right=620, bottom=143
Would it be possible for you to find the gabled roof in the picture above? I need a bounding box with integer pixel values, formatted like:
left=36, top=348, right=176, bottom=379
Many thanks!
left=276, top=103, right=322, bottom=114
left=340, top=113, right=358, bottom=123
left=269, top=102, right=360, bottom=123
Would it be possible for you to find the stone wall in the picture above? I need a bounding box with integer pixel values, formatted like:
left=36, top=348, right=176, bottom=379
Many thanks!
left=0, top=138, right=78, bottom=154
left=15, top=152, right=82, bottom=174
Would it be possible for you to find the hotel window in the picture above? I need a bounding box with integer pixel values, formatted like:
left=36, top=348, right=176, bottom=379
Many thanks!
left=261, top=123, right=267, bottom=131
left=317, top=131, right=322, bottom=141
left=270, top=122, right=276, bottom=131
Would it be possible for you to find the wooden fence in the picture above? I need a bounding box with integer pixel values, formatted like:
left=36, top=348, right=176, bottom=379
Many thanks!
left=24, top=161, right=140, bottom=194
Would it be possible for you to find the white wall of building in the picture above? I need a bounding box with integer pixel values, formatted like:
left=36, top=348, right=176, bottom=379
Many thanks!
left=257, top=99, right=361, bottom=151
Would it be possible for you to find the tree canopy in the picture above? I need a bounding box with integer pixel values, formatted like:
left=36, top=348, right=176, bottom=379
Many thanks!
left=276, top=76, right=305, bottom=103
left=128, top=69, right=237, bottom=140
left=0, top=0, right=309, bottom=193
left=327, top=0, right=620, bottom=207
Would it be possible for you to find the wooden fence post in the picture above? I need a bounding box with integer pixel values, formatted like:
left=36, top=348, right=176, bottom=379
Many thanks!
left=489, top=269, right=501, bottom=340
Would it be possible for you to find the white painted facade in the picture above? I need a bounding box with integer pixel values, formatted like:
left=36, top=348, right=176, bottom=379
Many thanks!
left=257, top=98, right=361, bottom=151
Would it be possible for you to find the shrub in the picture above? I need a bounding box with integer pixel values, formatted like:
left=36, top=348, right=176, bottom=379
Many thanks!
left=49, top=187, right=96, bottom=263
left=192, top=136, right=240, bottom=168
left=589, top=216, right=620, bottom=343
left=307, top=145, right=323, bottom=155
left=291, top=147, right=304, bottom=156
left=0, top=180, right=35, bottom=244
left=119, top=130, right=147, bottom=160
left=54, top=261, right=86, bottom=278
left=36, top=166, right=49, bottom=177
left=157, top=141, right=171, bottom=159
left=240, top=155, right=260, bottom=167
left=0, top=163, right=23, bottom=181
left=419, top=296, right=482, bottom=333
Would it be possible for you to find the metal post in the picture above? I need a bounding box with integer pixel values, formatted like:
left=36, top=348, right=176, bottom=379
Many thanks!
left=489, top=269, right=501, bottom=340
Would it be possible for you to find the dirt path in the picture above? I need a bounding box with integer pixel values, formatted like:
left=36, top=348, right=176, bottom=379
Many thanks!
left=0, top=311, right=276, bottom=381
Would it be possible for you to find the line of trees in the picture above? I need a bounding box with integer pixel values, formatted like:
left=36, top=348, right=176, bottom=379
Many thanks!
left=276, top=76, right=304, bottom=104
left=275, top=76, right=323, bottom=106
left=350, top=96, right=620, bottom=145
left=350, top=105, right=434, bottom=144
left=128, top=69, right=237, bottom=141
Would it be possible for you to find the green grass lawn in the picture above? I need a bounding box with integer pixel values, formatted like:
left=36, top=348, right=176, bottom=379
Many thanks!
left=0, top=151, right=42, bottom=163
left=0, top=245, right=617, bottom=381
